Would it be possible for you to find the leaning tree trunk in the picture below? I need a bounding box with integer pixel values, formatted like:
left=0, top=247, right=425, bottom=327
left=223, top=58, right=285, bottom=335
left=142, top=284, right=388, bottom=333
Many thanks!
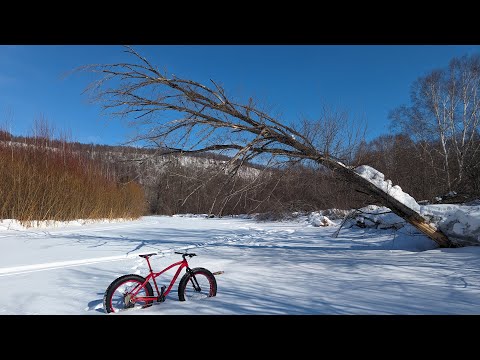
left=258, top=131, right=453, bottom=247
left=315, top=156, right=452, bottom=247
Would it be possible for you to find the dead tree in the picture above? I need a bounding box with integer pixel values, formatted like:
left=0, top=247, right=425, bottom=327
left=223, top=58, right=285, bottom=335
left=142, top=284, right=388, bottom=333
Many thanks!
left=80, top=46, right=452, bottom=247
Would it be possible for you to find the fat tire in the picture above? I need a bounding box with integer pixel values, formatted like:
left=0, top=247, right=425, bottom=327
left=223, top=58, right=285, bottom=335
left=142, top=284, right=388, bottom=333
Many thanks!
left=178, top=267, right=217, bottom=302
left=103, top=274, right=154, bottom=314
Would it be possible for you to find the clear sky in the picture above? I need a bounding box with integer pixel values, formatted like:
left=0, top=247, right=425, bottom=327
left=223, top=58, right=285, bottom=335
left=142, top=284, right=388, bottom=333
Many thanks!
left=1, top=45, right=480, bottom=145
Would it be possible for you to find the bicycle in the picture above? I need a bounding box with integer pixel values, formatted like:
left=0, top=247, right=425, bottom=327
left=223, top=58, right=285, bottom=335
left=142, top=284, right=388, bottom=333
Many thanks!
left=103, top=251, right=218, bottom=313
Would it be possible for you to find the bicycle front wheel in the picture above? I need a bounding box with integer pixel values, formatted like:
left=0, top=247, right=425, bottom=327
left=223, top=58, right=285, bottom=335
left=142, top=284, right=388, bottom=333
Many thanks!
left=178, top=267, right=217, bottom=302
left=103, top=274, right=154, bottom=314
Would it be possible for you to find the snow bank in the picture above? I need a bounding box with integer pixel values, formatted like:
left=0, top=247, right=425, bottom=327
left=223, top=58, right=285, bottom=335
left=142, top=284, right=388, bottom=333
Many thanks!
left=421, top=204, right=480, bottom=245
left=172, top=214, right=211, bottom=218
left=354, top=165, right=420, bottom=212
left=0, top=218, right=131, bottom=230
left=353, top=165, right=480, bottom=245
left=345, top=203, right=480, bottom=246
left=349, top=203, right=480, bottom=246
left=308, top=212, right=335, bottom=227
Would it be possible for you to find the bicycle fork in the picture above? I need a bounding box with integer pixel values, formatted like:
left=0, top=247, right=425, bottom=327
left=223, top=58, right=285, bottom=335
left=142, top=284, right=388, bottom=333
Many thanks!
left=187, top=268, right=202, bottom=292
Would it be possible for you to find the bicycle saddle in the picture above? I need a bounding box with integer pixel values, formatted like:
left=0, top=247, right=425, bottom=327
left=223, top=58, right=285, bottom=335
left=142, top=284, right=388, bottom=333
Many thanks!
left=138, top=253, right=157, bottom=258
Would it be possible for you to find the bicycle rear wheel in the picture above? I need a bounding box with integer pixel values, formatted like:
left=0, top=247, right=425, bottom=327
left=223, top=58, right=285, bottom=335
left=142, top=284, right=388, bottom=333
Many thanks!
left=103, top=274, right=154, bottom=313
left=178, top=267, right=217, bottom=302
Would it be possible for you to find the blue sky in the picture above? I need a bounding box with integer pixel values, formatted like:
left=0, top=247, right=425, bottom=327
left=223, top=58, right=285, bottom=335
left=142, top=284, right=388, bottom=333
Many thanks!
left=1, top=45, right=480, bottom=145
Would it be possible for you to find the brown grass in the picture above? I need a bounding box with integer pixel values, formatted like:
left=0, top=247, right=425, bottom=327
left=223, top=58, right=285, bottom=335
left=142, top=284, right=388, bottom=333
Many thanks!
left=0, top=124, right=146, bottom=227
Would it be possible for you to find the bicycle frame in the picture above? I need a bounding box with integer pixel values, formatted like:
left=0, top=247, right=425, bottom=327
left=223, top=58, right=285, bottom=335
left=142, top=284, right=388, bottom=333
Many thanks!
left=129, top=256, right=189, bottom=303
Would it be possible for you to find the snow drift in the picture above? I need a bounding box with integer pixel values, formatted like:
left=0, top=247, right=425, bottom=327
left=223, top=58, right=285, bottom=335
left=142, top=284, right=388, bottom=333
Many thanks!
left=354, top=165, right=480, bottom=246
left=421, top=204, right=480, bottom=245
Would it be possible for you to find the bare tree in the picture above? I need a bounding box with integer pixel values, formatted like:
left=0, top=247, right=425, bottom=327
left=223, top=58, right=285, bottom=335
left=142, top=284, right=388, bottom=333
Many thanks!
left=80, top=46, right=452, bottom=247
left=390, top=54, right=480, bottom=193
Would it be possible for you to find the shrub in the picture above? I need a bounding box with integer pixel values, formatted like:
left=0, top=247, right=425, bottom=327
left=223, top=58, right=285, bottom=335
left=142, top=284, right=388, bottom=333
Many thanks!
left=0, top=130, right=145, bottom=226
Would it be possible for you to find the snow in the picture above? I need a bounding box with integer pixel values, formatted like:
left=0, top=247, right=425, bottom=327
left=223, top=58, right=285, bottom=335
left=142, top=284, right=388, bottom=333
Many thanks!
left=421, top=204, right=480, bottom=245
left=2, top=214, right=480, bottom=314
left=354, top=165, right=421, bottom=212
left=349, top=205, right=407, bottom=230
left=307, top=212, right=335, bottom=227
left=352, top=165, right=480, bottom=245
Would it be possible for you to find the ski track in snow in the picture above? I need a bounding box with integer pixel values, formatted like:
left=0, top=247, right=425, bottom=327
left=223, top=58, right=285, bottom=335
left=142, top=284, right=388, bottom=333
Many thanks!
left=0, top=225, right=278, bottom=276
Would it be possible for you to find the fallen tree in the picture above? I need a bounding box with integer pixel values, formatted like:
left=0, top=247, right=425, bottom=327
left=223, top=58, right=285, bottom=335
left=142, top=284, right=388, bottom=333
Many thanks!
left=80, top=46, right=453, bottom=247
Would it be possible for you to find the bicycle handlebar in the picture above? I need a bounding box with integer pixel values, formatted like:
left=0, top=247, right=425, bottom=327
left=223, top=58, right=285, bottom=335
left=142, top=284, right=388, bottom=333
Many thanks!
left=174, top=251, right=197, bottom=258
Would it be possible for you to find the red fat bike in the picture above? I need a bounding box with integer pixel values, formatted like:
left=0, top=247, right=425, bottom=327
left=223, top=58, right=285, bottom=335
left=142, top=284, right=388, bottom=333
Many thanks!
left=103, top=252, right=218, bottom=313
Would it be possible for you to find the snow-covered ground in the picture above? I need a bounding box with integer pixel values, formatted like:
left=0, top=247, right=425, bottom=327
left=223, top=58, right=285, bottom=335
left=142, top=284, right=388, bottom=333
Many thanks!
left=1, top=214, right=480, bottom=315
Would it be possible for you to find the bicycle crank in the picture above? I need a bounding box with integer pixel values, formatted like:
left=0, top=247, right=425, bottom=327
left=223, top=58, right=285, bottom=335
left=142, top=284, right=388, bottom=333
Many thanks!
left=123, top=294, right=134, bottom=308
